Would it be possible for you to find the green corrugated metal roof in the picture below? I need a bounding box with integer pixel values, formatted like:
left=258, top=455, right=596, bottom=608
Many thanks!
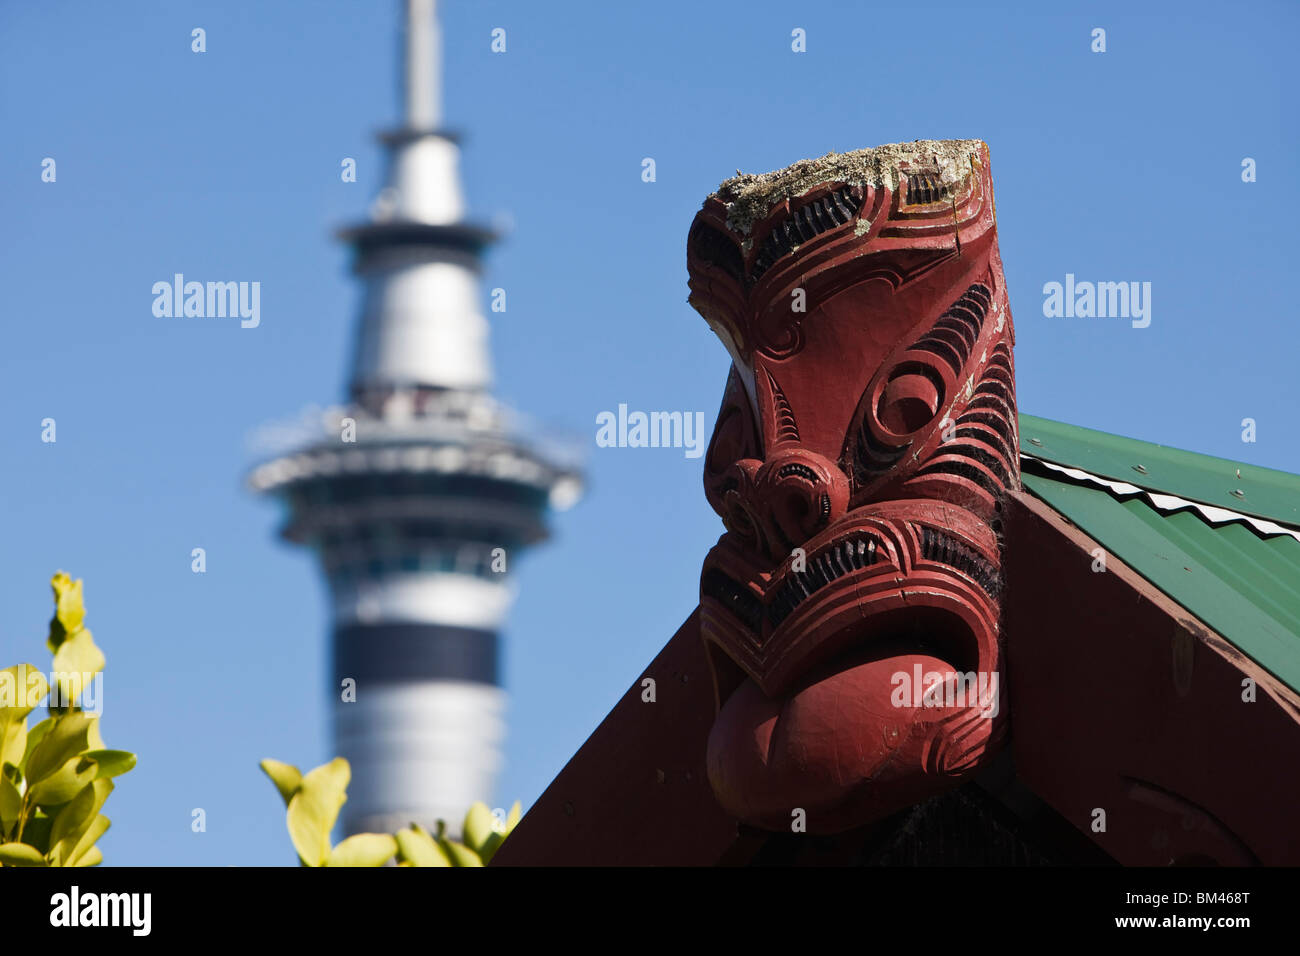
left=1019, top=413, right=1300, bottom=527
left=1017, top=413, right=1300, bottom=695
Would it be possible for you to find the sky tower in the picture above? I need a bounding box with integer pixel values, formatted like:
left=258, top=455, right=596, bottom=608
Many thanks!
left=249, top=0, right=580, bottom=836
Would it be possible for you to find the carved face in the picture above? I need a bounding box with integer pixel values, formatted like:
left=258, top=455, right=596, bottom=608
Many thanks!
left=688, top=141, right=1018, bottom=834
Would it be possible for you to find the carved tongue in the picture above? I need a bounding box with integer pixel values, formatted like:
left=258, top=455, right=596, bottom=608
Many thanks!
left=706, top=652, right=977, bottom=833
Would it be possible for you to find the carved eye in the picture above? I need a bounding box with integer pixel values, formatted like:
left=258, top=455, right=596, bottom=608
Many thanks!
left=706, top=401, right=757, bottom=477
left=876, top=367, right=941, bottom=435
left=689, top=223, right=746, bottom=285
left=702, top=367, right=763, bottom=529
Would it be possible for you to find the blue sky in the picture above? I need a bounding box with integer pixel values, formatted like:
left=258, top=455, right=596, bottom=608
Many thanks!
left=2, top=0, right=1296, bottom=865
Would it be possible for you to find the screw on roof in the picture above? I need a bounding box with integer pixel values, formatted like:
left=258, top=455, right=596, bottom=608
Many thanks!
left=1231, top=489, right=1246, bottom=499
left=1029, top=438, right=1042, bottom=446
left=1133, top=464, right=1148, bottom=474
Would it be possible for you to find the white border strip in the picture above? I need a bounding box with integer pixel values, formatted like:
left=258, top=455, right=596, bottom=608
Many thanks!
left=1022, top=455, right=1300, bottom=544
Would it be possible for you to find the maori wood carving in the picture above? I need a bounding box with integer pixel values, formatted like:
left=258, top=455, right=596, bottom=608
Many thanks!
left=687, top=140, right=1020, bottom=834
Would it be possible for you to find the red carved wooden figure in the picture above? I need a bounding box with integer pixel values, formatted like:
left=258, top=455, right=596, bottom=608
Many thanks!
left=687, top=140, right=1019, bottom=834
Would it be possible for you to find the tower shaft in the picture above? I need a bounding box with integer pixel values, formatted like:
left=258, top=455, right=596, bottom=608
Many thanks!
left=252, top=0, right=579, bottom=837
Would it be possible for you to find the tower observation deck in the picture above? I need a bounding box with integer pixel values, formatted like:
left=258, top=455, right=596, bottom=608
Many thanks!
left=249, top=0, right=580, bottom=835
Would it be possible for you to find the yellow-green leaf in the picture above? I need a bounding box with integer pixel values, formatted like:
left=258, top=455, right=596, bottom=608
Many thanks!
left=49, top=779, right=113, bottom=864
left=285, top=758, right=350, bottom=867
left=23, top=717, right=55, bottom=766
left=48, top=786, right=96, bottom=865
left=50, top=630, right=105, bottom=706
left=48, top=573, right=86, bottom=652
left=462, top=801, right=495, bottom=853
left=259, top=759, right=302, bottom=806
left=26, top=712, right=94, bottom=785
left=478, top=831, right=505, bottom=864
left=438, top=838, right=483, bottom=867
left=0, top=720, right=26, bottom=773
left=0, top=773, right=21, bottom=837
left=0, top=664, right=49, bottom=768
left=65, top=813, right=111, bottom=868
left=21, top=812, right=54, bottom=854
left=29, top=755, right=97, bottom=807
left=83, top=750, right=136, bottom=779
left=0, top=663, right=49, bottom=723
left=394, top=825, right=451, bottom=867
left=476, top=800, right=521, bottom=862
left=86, top=717, right=105, bottom=751
left=0, top=842, right=48, bottom=867
left=73, top=846, right=102, bottom=867
left=326, top=832, right=397, bottom=867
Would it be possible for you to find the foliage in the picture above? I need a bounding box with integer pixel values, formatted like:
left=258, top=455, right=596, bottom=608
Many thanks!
left=0, top=573, right=137, bottom=867
left=261, top=757, right=520, bottom=866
